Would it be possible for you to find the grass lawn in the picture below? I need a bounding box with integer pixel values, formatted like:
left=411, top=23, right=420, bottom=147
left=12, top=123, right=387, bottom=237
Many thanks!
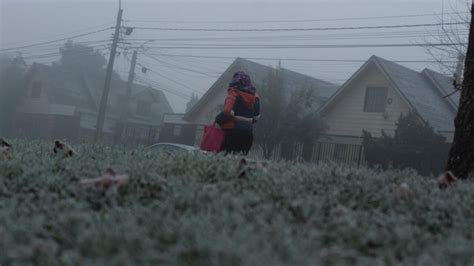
left=1, top=140, right=473, bottom=266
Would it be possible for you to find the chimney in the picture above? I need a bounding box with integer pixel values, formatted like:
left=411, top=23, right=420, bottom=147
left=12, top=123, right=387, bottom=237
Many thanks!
left=454, top=54, right=465, bottom=86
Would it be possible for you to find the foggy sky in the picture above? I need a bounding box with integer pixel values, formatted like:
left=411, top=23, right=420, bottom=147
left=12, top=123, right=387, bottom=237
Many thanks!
left=0, top=0, right=468, bottom=112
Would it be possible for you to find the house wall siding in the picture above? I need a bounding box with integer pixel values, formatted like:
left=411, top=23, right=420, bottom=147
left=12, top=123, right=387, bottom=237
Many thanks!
left=159, top=123, right=197, bottom=146
left=323, top=63, right=411, bottom=138
left=16, top=78, right=50, bottom=114
left=189, top=78, right=229, bottom=126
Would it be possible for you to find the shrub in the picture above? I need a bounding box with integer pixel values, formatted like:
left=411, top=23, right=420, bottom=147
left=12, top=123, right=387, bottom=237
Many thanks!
left=362, top=111, right=450, bottom=175
left=0, top=140, right=473, bottom=266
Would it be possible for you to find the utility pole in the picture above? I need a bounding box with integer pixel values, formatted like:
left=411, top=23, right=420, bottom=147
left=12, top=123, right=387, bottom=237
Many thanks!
left=125, top=50, right=138, bottom=112
left=94, top=3, right=123, bottom=142
left=117, top=50, right=137, bottom=142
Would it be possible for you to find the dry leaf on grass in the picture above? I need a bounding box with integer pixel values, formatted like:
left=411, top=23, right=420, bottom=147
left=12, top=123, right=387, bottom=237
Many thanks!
left=331, top=205, right=350, bottom=217
left=78, top=168, right=129, bottom=190
left=288, top=205, right=307, bottom=224
left=395, top=182, right=415, bottom=200
left=0, top=138, right=12, bottom=160
left=437, top=171, right=457, bottom=189
left=237, top=158, right=269, bottom=178
left=52, top=140, right=76, bottom=157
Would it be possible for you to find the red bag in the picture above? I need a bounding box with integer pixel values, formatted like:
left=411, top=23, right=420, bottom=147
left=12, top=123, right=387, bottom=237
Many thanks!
left=200, top=123, right=225, bottom=152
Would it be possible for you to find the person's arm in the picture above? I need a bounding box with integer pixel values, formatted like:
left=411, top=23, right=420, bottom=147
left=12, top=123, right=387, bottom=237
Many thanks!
left=223, top=89, right=238, bottom=116
left=253, top=96, right=261, bottom=123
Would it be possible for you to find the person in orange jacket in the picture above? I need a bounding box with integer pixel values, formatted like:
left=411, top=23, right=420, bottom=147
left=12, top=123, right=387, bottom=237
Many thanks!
left=215, top=71, right=260, bottom=155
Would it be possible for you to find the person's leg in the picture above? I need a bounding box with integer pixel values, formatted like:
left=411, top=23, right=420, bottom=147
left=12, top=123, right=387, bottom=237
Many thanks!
left=230, top=130, right=253, bottom=155
left=241, top=132, right=254, bottom=155
left=220, top=129, right=231, bottom=154
left=222, top=129, right=239, bottom=155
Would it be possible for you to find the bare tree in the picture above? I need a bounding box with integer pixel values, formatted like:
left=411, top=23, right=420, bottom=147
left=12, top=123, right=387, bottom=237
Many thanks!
left=254, top=67, right=324, bottom=160
left=444, top=0, right=474, bottom=179
left=254, top=68, right=285, bottom=159
left=424, top=0, right=470, bottom=79
left=185, top=93, right=200, bottom=113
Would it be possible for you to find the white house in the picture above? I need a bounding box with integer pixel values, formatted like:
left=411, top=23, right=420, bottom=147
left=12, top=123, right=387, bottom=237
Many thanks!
left=316, top=55, right=459, bottom=164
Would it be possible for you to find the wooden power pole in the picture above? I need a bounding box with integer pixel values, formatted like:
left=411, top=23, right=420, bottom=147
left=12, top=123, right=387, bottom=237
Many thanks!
left=444, top=0, right=474, bottom=178
left=116, top=50, right=137, bottom=142
left=94, top=4, right=123, bottom=142
left=125, top=50, right=138, bottom=113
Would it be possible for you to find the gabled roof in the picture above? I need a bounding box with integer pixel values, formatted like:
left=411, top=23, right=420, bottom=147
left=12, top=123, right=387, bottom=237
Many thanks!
left=132, top=84, right=174, bottom=114
left=422, top=68, right=460, bottom=109
left=320, top=55, right=457, bottom=133
left=30, top=63, right=97, bottom=110
left=28, top=63, right=173, bottom=117
left=184, top=57, right=338, bottom=121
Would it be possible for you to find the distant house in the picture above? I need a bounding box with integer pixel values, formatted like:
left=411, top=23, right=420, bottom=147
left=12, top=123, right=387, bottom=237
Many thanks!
left=159, top=57, right=338, bottom=147
left=317, top=55, right=459, bottom=164
left=159, top=113, right=197, bottom=146
left=12, top=63, right=173, bottom=143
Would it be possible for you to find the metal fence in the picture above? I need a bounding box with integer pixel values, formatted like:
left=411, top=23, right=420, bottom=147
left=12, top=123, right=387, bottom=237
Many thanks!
left=114, top=122, right=160, bottom=145
left=312, top=142, right=365, bottom=167
left=249, top=142, right=366, bottom=167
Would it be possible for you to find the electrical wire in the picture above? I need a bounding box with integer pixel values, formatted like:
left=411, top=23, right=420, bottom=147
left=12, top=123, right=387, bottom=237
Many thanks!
left=141, top=63, right=205, bottom=95
left=0, top=27, right=115, bottom=52
left=129, top=22, right=466, bottom=32
left=142, top=52, right=220, bottom=78
left=124, top=12, right=468, bottom=24
left=1, top=22, right=114, bottom=47
left=152, top=52, right=457, bottom=64
left=123, top=29, right=469, bottom=43
left=135, top=75, right=192, bottom=100
left=122, top=51, right=206, bottom=96
left=18, top=41, right=112, bottom=56
left=139, top=42, right=467, bottom=50
left=133, top=58, right=205, bottom=95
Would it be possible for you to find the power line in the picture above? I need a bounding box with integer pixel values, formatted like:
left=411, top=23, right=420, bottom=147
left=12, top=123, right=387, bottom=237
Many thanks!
left=154, top=52, right=457, bottom=64
left=19, top=53, right=112, bottom=67
left=124, top=12, right=468, bottom=24
left=129, top=22, right=466, bottom=32
left=17, top=40, right=112, bottom=56
left=1, top=22, right=114, bottom=47
left=168, top=55, right=225, bottom=73
left=141, top=55, right=221, bottom=80
left=0, top=27, right=114, bottom=52
left=142, top=52, right=219, bottom=77
left=135, top=75, right=192, bottom=100
left=140, top=42, right=467, bottom=50
left=136, top=76, right=191, bottom=99
left=22, top=48, right=111, bottom=60
left=16, top=41, right=113, bottom=62
left=123, top=29, right=469, bottom=43
left=123, top=53, right=205, bottom=95
left=137, top=61, right=205, bottom=95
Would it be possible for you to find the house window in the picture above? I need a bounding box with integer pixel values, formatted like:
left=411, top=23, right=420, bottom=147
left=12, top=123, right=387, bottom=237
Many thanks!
left=136, top=100, right=151, bottom=117
left=173, top=125, right=182, bottom=137
left=364, top=87, right=388, bottom=112
left=31, top=81, right=42, bottom=98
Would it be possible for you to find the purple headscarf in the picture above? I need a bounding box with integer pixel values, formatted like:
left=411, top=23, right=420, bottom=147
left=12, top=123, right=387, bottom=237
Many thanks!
left=229, top=71, right=256, bottom=94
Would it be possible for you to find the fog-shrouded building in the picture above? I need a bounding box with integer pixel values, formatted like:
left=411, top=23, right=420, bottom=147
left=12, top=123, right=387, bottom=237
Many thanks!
left=10, top=63, right=173, bottom=143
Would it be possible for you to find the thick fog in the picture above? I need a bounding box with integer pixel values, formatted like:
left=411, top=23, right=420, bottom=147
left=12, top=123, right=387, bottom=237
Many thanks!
left=1, top=0, right=466, bottom=112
